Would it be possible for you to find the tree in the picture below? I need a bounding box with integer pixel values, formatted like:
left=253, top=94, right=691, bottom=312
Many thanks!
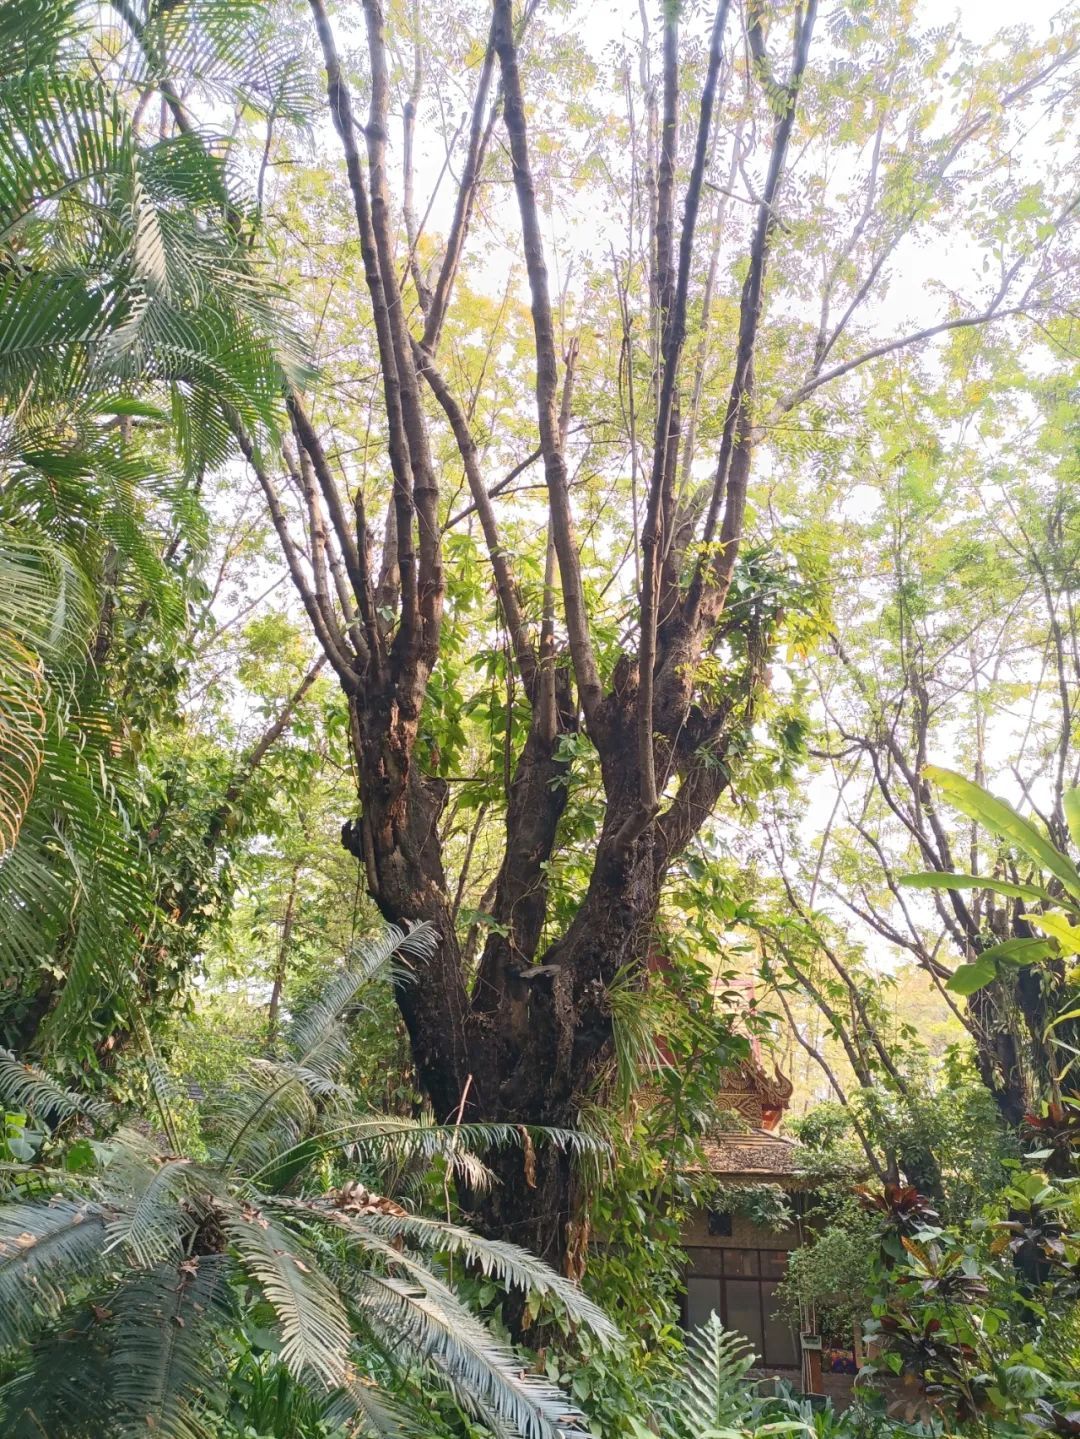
left=0, top=0, right=316, bottom=1059
left=776, top=369, right=1080, bottom=1127
left=231, top=0, right=1080, bottom=1266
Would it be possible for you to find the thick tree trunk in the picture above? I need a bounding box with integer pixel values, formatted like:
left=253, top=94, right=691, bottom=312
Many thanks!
left=340, top=678, right=742, bottom=1275
left=286, top=0, right=809, bottom=1290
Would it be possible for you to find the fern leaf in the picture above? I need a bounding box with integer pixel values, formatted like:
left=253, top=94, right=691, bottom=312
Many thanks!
left=661, top=1313, right=758, bottom=1439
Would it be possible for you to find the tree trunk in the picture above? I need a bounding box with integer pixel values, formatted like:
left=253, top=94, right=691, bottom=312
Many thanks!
left=267, top=867, right=300, bottom=1051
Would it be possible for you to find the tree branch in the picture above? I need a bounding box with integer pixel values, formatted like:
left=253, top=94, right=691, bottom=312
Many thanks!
left=632, top=0, right=731, bottom=835
left=308, top=0, right=420, bottom=647
left=421, top=19, right=498, bottom=353
left=362, top=0, right=443, bottom=679
left=413, top=339, right=538, bottom=695
left=684, top=0, right=817, bottom=633
left=232, top=419, right=360, bottom=693
left=493, top=0, right=602, bottom=731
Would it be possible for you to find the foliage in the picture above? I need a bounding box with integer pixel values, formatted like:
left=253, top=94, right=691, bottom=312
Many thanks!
left=898, top=768, right=1080, bottom=1133
left=0, top=925, right=615, bottom=1438
left=523, top=947, right=754, bottom=1438
left=652, top=1313, right=763, bottom=1439
left=708, top=1183, right=793, bottom=1233
left=0, top=0, right=306, bottom=1061
left=779, top=1065, right=1017, bottom=1350
left=7, top=0, right=1080, bottom=1435
left=858, top=1165, right=1080, bottom=1435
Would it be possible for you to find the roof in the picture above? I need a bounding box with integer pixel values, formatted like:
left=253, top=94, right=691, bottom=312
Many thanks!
left=697, top=1128, right=806, bottom=1186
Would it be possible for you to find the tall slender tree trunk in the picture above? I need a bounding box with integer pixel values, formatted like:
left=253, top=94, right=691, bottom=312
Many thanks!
left=267, top=866, right=300, bottom=1051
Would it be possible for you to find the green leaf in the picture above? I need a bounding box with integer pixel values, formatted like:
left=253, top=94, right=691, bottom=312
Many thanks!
left=898, top=872, right=1057, bottom=904
left=979, top=937, right=1058, bottom=966
left=923, top=766, right=1080, bottom=902
left=1026, top=912, right=1080, bottom=955
left=1066, top=788, right=1080, bottom=855
left=947, top=958, right=998, bottom=995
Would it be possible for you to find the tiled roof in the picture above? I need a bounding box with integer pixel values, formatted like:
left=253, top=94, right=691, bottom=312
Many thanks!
left=696, top=1128, right=804, bottom=1183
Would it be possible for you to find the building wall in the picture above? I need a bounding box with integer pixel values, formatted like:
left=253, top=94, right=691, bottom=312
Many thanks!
left=683, top=1208, right=801, bottom=1250
left=683, top=1206, right=802, bottom=1371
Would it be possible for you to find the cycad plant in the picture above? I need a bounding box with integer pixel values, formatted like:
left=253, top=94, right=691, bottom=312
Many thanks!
left=0, top=923, right=616, bottom=1437
left=0, top=0, right=308, bottom=1052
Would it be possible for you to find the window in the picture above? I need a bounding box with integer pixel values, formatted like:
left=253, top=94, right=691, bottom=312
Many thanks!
left=706, top=1209, right=733, bottom=1237
left=684, top=1248, right=798, bottom=1370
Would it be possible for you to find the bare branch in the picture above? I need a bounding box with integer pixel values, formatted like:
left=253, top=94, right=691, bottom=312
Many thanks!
left=493, top=0, right=602, bottom=730
left=233, top=421, right=360, bottom=693
left=362, top=0, right=443, bottom=676
left=413, top=339, right=538, bottom=694
left=772, top=305, right=1028, bottom=419
left=686, top=0, right=818, bottom=631
left=308, top=0, right=421, bottom=648
left=421, top=20, right=498, bottom=352
left=633, top=0, right=731, bottom=834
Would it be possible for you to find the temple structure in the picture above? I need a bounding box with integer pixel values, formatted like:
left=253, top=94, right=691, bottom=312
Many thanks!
left=681, top=1056, right=807, bottom=1374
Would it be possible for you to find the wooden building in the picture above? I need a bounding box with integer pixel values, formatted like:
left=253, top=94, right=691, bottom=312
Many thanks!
left=681, top=1060, right=806, bottom=1374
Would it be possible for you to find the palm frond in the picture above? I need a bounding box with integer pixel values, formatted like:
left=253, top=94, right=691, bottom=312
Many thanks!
left=354, top=1210, right=618, bottom=1345
left=0, top=1197, right=107, bottom=1351
left=323, top=1370, right=417, bottom=1438
left=0, top=530, right=94, bottom=857
left=209, top=1055, right=319, bottom=1174
left=224, top=1202, right=352, bottom=1390
left=0, top=69, right=130, bottom=237
left=110, top=1256, right=231, bottom=1439
left=352, top=1270, right=590, bottom=1439
left=103, top=1156, right=194, bottom=1267
left=0, top=1046, right=112, bottom=1125
left=0, top=1306, right=111, bottom=1435
left=301, top=1213, right=595, bottom=1437
left=0, top=0, right=80, bottom=76
left=288, top=922, right=437, bottom=1059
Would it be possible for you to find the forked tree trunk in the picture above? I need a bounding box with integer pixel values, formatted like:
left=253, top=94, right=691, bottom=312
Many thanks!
left=279, top=0, right=817, bottom=1281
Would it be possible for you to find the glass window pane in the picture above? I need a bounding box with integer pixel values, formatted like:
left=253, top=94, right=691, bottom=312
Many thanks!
left=761, top=1280, right=798, bottom=1367
left=723, top=1279, right=764, bottom=1359
left=686, top=1246, right=724, bottom=1278
left=761, top=1250, right=789, bottom=1278
left=722, top=1249, right=759, bottom=1276
left=686, top=1277, right=722, bottom=1333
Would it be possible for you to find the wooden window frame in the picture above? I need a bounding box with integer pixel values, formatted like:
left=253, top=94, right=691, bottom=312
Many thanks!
left=683, top=1246, right=797, bottom=1370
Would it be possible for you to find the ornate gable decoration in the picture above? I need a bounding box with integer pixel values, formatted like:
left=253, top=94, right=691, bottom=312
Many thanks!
left=712, top=1058, right=794, bottom=1134
left=700, top=1057, right=801, bottom=1184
